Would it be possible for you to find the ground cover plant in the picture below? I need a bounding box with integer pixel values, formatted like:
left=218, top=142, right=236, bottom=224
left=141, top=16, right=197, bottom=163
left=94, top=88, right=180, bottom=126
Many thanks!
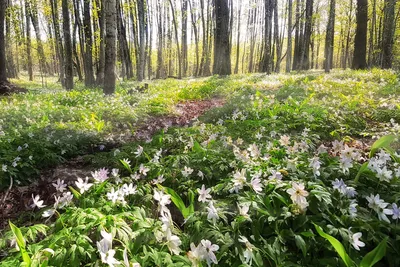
left=0, top=69, right=400, bottom=266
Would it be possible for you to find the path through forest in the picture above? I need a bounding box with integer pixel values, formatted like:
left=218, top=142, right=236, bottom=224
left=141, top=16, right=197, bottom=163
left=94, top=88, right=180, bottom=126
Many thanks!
left=0, top=97, right=225, bottom=229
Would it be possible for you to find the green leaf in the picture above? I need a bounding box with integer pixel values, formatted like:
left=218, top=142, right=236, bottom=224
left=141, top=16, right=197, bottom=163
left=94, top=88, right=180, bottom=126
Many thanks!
left=313, top=223, right=354, bottom=267
left=69, top=186, right=81, bottom=200
left=294, top=234, right=307, bottom=257
left=9, top=221, right=31, bottom=266
left=120, top=159, right=132, bottom=173
left=369, top=135, right=396, bottom=158
left=354, top=162, right=369, bottom=183
left=157, top=185, right=194, bottom=219
left=360, top=237, right=388, bottom=267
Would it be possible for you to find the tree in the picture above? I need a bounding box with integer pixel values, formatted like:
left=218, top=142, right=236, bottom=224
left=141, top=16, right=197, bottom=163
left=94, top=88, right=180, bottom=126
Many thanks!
left=0, top=0, right=6, bottom=82
left=381, top=0, right=396, bottom=68
left=286, top=0, right=293, bottom=73
left=213, top=0, right=231, bottom=75
left=83, top=0, right=95, bottom=86
left=104, top=0, right=117, bottom=94
left=352, top=0, right=368, bottom=69
left=62, top=0, right=73, bottom=90
left=324, top=0, right=335, bottom=72
left=137, top=0, right=147, bottom=81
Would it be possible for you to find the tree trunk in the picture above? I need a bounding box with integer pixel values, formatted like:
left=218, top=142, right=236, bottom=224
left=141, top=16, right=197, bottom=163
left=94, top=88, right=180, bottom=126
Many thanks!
left=234, top=2, right=241, bottom=74
left=181, top=0, right=188, bottom=77
left=50, top=0, right=64, bottom=85
left=169, top=0, right=182, bottom=78
left=352, top=0, right=368, bottom=70
left=324, top=0, right=335, bottom=72
left=299, top=0, right=312, bottom=70
left=213, top=0, right=231, bottom=75
left=104, top=0, right=117, bottom=94
left=368, top=0, right=376, bottom=67
left=189, top=0, right=200, bottom=76
left=24, top=1, right=33, bottom=81
left=29, top=0, right=51, bottom=75
left=62, top=0, right=73, bottom=90
left=117, top=0, right=134, bottom=79
left=343, top=0, right=353, bottom=69
left=0, top=0, right=6, bottom=82
left=260, top=0, right=273, bottom=73
left=381, top=0, right=396, bottom=69
left=96, top=0, right=106, bottom=85
left=83, top=0, right=96, bottom=86
left=286, top=0, right=293, bottom=73
left=137, top=0, right=147, bottom=81
left=156, top=0, right=164, bottom=78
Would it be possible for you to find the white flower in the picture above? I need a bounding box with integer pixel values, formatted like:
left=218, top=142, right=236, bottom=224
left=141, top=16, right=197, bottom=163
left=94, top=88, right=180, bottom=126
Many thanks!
left=154, top=189, right=171, bottom=214
left=392, top=203, right=400, bottom=220
left=107, top=188, right=120, bottom=203
left=238, top=203, right=250, bottom=217
left=52, top=179, right=67, bottom=192
left=97, top=230, right=120, bottom=267
left=201, top=239, right=219, bottom=265
left=309, top=156, right=321, bottom=176
left=139, top=164, right=150, bottom=176
left=182, top=166, right=194, bottom=177
left=268, top=170, right=283, bottom=181
left=166, top=230, right=182, bottom=255
left=134, top=146, right=144, bottom=157
left=332, top=179, right=347, bottom=194
left=197, top=170, right=204, bottom=180
left=375, top=166, right=393, bottom=182
left=248, top=144, right=260, bottom=158
left=366, top=194, right=393, bottom=223
left=122, top=183, right=137, bottom=195
left=286, top=182, right=309, bottom=210
left=250, top=177, right=263, bottom=193
left=92, top=168, right=109, bottom=183
left=206, top=202, right=219, bottom=223
left=349, top=200, right=358, bottom=218
left=350, top=232, right=365, bottom=251
left=2, top=164, right=7, bottom=172
left=151, top=175, right=165, bottom=184
left=238, top=236, right=254, bottom=265
left=188, top=242, right=207, bottom=266
left=197, top=184, right=212, bottom=203
left=121, top=158, right=131, bottom=168
left=75, top=177, right=93, bottom=194
left=42, top=209, right=55, bottom=218
left=279, top=135, right=290, bottom=146
left=32, top=194, right=46, bottom=209
left=111, top=168, right=119, bottom=178
left=230, top=169, right=247, bottom=193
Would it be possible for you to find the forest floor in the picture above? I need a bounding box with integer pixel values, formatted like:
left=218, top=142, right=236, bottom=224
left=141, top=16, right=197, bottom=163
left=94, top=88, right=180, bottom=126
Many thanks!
left=0, top=70, right=399, bottom=266
left=0, top=95, right=225, bottom=229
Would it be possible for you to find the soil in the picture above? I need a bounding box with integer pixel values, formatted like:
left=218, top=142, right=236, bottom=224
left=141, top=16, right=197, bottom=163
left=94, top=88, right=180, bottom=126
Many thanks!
left=0, top=97, right=225, bottom=229
left=0, top=81, right=27, bottom=96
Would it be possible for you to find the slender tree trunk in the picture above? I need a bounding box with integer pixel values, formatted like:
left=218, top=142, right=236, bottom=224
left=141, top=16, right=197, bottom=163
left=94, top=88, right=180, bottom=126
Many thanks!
left=96, top=0, right=106, bottom=85
left=343, top=0, right=353, bottom=69
left=234, top=2, right=241, bottom=74
left=24, top=1, right=33, bottom=81
left=0, top=0, right=6, bottom=82
left=181, top=0, right=188, bottom=77
left=324, top=0, right=335, bottom=72
left=104, top=0, right=117, bottom=94
left=213, top=0, right=231, bottom=75
left=381, top=0, right=396, bottom=68
left=62, top=0, right=73, bottom=90
left=51, top=0, right=64, bottom=85
left=156, top=0, right=164, bottom=78
left=117, top=0, right=134, bottom=79
left=137, top=0, right=146, bottom=81
left=169, top=0, right=182, bottom=78
left=299, top=0, right=312, bottom=70
left=5, top=0, right=17, bottom=78
left=274, top=0, right=282, bottom=72
left=352, top=0, right=368, bottom=69
left=189, top=0, right=200, bottom=76
left=29, top=0, right=51, bottom=75
left=286, top=0, right=293, bottom=72
left=367, top=0, right=376, bottom=67
left=83, top=0, right=96, bottom=86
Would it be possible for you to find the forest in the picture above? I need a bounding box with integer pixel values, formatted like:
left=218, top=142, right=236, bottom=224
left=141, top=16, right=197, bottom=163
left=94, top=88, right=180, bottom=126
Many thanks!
left=0, top=0, right=400, bottom=267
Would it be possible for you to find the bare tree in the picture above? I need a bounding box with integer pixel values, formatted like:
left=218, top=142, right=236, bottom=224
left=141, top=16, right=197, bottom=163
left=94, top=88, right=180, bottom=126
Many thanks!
left=352, top=0, right=368, bottom=69
left=104, top=0, right=117, bottom=94
left=213, top=0, right=231, bottom=75
left=62, top=0, right=73, bottom=90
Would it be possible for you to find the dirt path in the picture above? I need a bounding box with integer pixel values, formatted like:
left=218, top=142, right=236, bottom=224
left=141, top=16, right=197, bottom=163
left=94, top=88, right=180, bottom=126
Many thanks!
left=0, top=97, right=225, bottom=229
